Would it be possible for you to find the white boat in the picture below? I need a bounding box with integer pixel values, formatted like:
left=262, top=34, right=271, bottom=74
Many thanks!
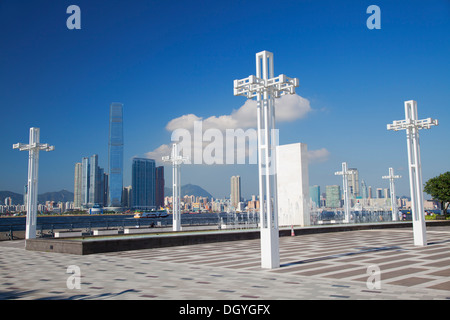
left=134, top=209, right=168, bottom=218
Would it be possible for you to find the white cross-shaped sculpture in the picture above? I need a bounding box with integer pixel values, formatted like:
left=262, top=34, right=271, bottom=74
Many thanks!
left=387, top=100, right=438, bottom=246
left=13, top=128, right=54, bottom=239
left=234, top=50, right=299, bottom=269
left=162, top=143, right=188, bottom=232
left=335, top=162, right=356, bottom=223
left=382, top=168, right=401, bottom=221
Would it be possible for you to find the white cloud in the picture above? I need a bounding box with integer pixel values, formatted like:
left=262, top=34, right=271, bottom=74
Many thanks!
left=307, top=148, right=330, bottom=164
left=146, top=94, right=324, bottom=165
left=165, top=93, right=312, bottom=132
left=144, top=144, right=171, bottom=164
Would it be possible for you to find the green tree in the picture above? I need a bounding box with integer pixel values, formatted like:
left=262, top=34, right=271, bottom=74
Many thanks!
left=424, top=172, right=450, bottom=216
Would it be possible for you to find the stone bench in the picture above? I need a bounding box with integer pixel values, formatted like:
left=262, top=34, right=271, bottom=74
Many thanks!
left=124, top=227, right=155, bottom=234
left=54, top=231, right=83, bottom=238
left=93, top=229, right=119, bottom=236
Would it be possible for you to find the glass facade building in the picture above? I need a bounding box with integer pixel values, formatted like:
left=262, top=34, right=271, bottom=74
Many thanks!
left=132, top=158, right=156, bottom=209
left=81, top=157, right=90, bottom=206
left=73, top=162, right=82, bottom=209
left=108, top=103, right=124, bottom=207
left=309, top=185, right=320, bottom=208
left=326, top=185, right=341, bottom=208
left=155, top=166, right=165, bottom=208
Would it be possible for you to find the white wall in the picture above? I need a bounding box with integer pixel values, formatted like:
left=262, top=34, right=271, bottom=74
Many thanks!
left=276, top=143, right=310, bottom=227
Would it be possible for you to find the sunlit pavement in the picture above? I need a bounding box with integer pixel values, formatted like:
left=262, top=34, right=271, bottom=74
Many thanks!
left=1, top=226, right=450, bottom=300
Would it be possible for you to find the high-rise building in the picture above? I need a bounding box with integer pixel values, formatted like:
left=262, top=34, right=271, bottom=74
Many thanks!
left=103, top=173, right=109, bottom=206
left=81, top=157, right=90, bottom=207
left=132, top=158, right=156, bottom=209
left=376, top=188, right=383, bottom=199
left=4, top=197, right=12, bottom=206
left=326, top=185, right=341, bottom=208
left=74, top=162, right=82, bottom=209
left=78, top=155, right=107, bottom=208
left=122, top=185, right=132, bottom=208
left=384, top=188, right=390, bottom=199
left=348, top=168, right=359, bottom=197
left=108, top=102, right=124, bottom=207
left=361, top=179, right=368, bottom=199
left=230, top=175, right=241, bottom=208
left=89, top=154, right=99, bottom=206
left=309, top=185, right=320, bottom=208
left=155, top=166, right=165, bottom=208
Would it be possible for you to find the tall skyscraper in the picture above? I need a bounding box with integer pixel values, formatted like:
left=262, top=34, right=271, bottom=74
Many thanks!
left=74, top=162, right=82, bottom=209
left=348, top=168, right=359, bottom=197
left=108, top=102, right=124, bottom=207
left=122, top=185, right=132, bottom=208
left=230, top=175, right=241, bottom=208
left=155, top=166, right=165, bottom=208
left=81, top=157, right=90, bottom=207
left=77, top=155, right=107, bottom=208
left=132, top=158, right=156, bottom=209
left=326, top=185, right=341, bottom=208
left=361, top=179, right=368, bottom=199
left=376, top=188, right=383, bottom=199
left=89, top=154, right=99, bottom=205
left=309, top=185, right=320, bottom=208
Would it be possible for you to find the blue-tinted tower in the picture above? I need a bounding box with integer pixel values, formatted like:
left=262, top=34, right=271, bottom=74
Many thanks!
left=132, top=158, right=156, bottom=209
left=108, top=103, right=124, bottom=207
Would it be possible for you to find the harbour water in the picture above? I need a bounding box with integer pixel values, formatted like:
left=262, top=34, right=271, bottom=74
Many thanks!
left=0, top=212, right=249, bottom=234
left=0, top=209, right=403, bottom=236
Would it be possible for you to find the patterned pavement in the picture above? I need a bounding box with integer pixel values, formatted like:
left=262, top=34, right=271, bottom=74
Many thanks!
left=1, top=226, right=450, bottom=300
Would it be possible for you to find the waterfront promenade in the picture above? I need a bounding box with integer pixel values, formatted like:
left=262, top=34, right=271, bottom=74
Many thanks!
left=1, top=225, right=450, bottom=300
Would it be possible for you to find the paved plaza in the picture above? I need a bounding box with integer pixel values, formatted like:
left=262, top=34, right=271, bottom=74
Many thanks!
left=1, top=225, right=450, bottom=300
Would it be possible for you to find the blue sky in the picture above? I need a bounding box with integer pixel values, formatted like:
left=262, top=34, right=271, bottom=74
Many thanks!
left=0, top=0, right=449, bottom=200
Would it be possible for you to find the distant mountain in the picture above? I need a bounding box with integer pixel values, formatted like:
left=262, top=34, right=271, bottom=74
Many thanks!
left=0, top=191, right=23, bottom=205
left=164, top=184, right=213, bottom=199
left=0, top=190, right=74, bottom=205
left=38, top=190, right=74, bottom=203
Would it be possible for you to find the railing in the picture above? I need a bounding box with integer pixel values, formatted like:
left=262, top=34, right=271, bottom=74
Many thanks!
left=0, top=213, right=260, bottom=240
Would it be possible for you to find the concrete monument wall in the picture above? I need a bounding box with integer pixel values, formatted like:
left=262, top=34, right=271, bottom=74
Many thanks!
left=276, top=143, right=310, bottom=227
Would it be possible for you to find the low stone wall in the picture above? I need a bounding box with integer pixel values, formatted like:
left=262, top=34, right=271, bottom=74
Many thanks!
left=25, top=220, right=450, bottom=255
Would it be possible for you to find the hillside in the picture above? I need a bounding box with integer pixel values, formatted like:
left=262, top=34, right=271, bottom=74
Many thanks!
left=0, top=190, right=74, bottom=205
left=0, top=191, right=23, bottom=205
left=164, top=184, right=213, bottom=199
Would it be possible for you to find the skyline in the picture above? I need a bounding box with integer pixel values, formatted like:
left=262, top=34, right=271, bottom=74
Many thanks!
left=1, top=0, right=449, bottom=200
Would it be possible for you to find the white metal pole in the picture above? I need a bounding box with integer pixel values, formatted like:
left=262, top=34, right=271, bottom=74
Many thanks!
left=234, top=50, right=299, bottom=269
left=387, top=100, right=438, bottom=246
left=13, top=127, right=54, bottom=240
